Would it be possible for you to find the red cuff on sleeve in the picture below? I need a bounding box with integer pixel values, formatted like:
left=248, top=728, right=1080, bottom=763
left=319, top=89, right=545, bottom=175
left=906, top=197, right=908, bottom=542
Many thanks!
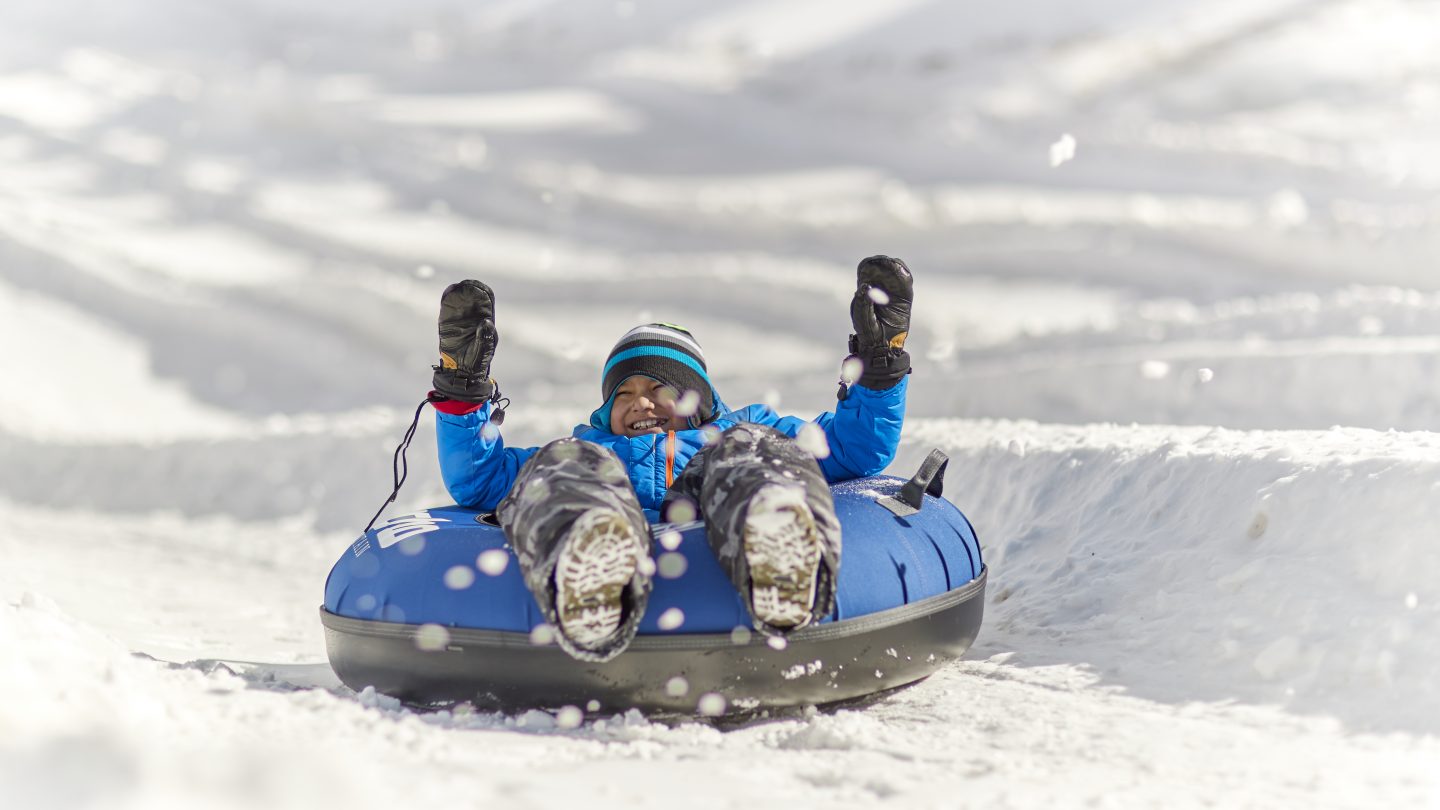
left=430, top=392, right=486, bottom=416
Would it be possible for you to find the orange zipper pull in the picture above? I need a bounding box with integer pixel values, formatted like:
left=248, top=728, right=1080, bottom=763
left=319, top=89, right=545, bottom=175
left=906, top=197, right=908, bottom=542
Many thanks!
left=665, top=430, right=677, bottom=488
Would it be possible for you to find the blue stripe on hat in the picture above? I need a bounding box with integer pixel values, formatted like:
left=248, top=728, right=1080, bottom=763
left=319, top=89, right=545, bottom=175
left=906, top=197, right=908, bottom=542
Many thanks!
left=601, top=345, right=708, bottom=381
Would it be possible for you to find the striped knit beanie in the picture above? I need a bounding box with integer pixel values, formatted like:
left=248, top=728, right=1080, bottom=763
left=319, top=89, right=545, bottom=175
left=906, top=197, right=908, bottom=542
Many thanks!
left=589, top=323, right=718, bottom=431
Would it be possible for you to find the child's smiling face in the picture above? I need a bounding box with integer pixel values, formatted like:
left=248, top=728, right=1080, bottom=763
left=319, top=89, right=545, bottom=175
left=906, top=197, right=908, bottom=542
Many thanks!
left=609, top=375, right=681, bottom=436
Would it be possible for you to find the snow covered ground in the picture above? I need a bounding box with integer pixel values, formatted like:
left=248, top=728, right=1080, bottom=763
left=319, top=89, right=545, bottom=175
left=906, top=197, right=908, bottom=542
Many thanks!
left=3, top=0, right=1439, bottom=807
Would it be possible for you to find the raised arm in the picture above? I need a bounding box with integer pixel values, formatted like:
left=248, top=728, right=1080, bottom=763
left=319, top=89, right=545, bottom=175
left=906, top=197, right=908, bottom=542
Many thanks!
left=435, top=403, right=538, bottom=511
left=429, top=280, right=535, bottom=510
left=769, top=377, right=908, bottom=480
left=772, top=255, right=915, bottom=480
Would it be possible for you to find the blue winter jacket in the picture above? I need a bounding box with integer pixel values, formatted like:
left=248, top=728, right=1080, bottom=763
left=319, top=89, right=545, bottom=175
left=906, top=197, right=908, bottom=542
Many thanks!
left=436, top=377, right=907, bottom=512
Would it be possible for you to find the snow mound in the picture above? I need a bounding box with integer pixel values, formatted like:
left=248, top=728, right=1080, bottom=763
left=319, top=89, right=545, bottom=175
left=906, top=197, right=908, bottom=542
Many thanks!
left=899, top=420, right=1440, bottom=734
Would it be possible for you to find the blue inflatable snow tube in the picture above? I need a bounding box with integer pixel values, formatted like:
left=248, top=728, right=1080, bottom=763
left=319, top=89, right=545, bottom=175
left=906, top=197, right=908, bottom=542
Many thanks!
left=325, top=476, right=981, bottom=631
left=320, top=474, right=986, bottom=714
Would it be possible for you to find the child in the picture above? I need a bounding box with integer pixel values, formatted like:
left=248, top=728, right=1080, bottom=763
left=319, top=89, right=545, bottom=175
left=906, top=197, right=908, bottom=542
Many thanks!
left=430, top=256, right=913, bottom=661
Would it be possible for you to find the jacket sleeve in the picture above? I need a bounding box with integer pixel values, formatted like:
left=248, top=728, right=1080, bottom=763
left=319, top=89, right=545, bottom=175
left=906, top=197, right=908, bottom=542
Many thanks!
left=435, top=402, right=539, bottom=511
left=768, top=376, right=908, bottom=482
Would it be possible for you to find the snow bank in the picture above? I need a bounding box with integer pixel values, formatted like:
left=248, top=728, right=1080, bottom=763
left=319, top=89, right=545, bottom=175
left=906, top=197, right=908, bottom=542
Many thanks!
left=899, top=420, right=1440, bottom=734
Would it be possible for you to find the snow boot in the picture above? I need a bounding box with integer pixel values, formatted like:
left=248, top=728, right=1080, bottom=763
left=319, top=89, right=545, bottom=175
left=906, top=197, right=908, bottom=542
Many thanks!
left=554, top=508, right=648, bottom=649
left=497, top=438, right=653, bottom=662
left=664, top=423, right=840, bottom=636
left=743, top=484, right=824, bottom=629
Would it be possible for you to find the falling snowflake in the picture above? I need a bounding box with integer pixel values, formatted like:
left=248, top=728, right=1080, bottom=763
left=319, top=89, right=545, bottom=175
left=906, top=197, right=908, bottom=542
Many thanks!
left=444, top=565, right=476, bottom=590
left=665, top=498, right=697, bottom=525
left=673, top=389, right=701, bottom=418
left=521, top=477, right=551, bottom=503
left=697, top=693, right=726, bottom=717
left=1049, top=133, right=1077, bottom=167
left=477, top=549, right=510, bottom=576
left=1140, top=360, right=1171, bottom=380
left=658, top=552, right=688, bottom=579
left=1266, top=189, right=1309, bottom=228
left=415, top=624, right=451, bottom=652
left=795, top=423, right=831, bottom=459
left=657, top=607, right=685, bottom=630
left=665, top=676, right=689, bottom=697
left=556, top=706, right=584, bottom=729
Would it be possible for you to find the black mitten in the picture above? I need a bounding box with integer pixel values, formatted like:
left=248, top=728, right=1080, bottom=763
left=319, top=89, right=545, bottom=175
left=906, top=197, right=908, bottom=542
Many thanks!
left=847, top=255, right=913, bottom=390
left=433, top=280, right=500, bottom=403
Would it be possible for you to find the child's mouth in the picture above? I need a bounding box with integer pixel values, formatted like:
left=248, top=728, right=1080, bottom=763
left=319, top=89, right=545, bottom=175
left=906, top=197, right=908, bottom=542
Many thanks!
left=628, top=418, right=665, bottom=432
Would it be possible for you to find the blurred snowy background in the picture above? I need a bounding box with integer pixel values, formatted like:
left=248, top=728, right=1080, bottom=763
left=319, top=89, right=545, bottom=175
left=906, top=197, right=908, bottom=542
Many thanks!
left=2, top=0, right=1439, bottom=807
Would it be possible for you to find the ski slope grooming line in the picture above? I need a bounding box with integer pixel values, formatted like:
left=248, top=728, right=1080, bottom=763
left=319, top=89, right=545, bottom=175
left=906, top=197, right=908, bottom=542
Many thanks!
left=896, top=419, right=1440, bottom=736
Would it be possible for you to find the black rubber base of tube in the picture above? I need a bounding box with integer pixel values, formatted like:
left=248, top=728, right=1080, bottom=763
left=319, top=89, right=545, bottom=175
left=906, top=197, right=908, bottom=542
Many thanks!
left=320, top=568, right=985, bottom=715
